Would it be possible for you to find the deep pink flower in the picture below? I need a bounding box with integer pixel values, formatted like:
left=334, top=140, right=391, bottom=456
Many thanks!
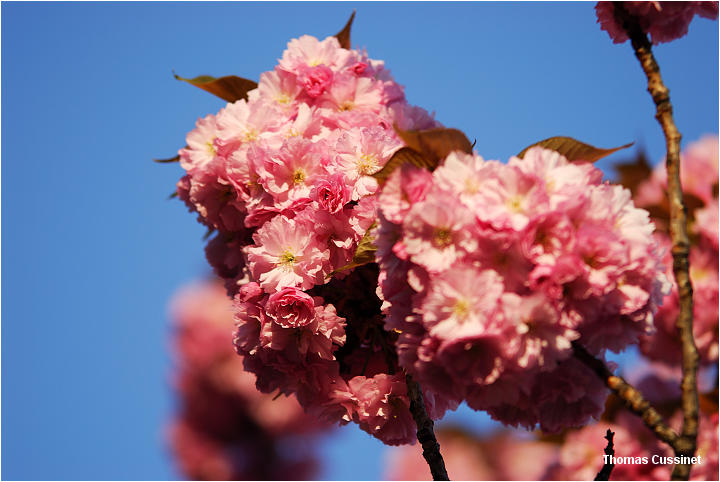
left=299, top=64, right=334, bottom=98
left=348, top=373, right=416, bottom=446
left=596, top=1, right=718, bottom=45
left=311, top=172, right=351, bottom=214
left=266, top=286, right=316, bottom=328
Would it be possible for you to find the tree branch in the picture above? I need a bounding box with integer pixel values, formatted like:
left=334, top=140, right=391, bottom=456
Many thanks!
left=405, top=373, right=449, bottom=481
left=573, top=342, right=680, bottom=448
left=610, top=3, right=699, bottom=479
left=595, top=429, right=615, bottom=481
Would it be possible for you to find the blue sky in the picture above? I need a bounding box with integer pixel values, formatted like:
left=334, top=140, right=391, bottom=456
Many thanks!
left=2, top=2, right=717, bottom=480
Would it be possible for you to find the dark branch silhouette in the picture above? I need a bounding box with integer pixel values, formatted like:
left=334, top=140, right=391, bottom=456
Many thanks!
left=405, top=373, right=450, bottom=480
left=595, top=429, right=615, bottom=481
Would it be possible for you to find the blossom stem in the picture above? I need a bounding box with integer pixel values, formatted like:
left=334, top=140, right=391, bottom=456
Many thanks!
left=405, top=373, right=449, bottom=480
left=572, top=343, right=681, bottom=448
left=611, top=3, right=699, bottom=479
left=594, top=429, right=615, bottom=481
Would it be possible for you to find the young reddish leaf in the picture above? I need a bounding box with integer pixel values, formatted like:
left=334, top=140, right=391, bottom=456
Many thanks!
left=329, top=221, right=377, bottom=276
left=153, top=153, right=180, bottom=163
left=372, top=147, right=431, bottom=183
left=699, top=389, right=719, bottom=414
left=334, top=11, right=356, bottom=49
left=396, top=127, right=473, bottom=164
left=173, top=72, right=258, bottom=103
left=517, top=136, right=633, bottom=162
left=613, top=148, right=652, bottom=195
left=637, top=193, right=705, bottom=236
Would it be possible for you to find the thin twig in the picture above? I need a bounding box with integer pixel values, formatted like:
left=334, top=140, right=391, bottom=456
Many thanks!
left=610, top=3, right=699, bottom=479
left=405, top=373, right=449, bottom=481
left=573, top=342, right=680, bottom=447
left=595, top=429, right=616, bottom=481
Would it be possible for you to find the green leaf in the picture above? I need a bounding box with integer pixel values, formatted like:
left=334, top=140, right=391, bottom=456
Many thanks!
left=517, top=136, right=633, bottom=162
left=397, top=127, right=473, bottom=165
left=329, top=221, right=377, bottom=276
left=334, top=10, right=356, bottom=49
left=173, top=72, right=258, bottom=103
left=168, top=190, right=178, bottom=200
left=372, top=147, right=430, bottom=183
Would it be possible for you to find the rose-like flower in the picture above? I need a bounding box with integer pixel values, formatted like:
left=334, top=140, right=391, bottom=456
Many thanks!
left=266, top=286, right=316, bottom=328
left=299, top=64, right=334, bottom=98
left=311, top=173, right=351, bottom=214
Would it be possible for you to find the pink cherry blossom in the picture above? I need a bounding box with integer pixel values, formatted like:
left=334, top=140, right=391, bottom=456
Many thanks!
left=298, top=64, right=334, bottom=98
left=310, top=172, right=351, bottom=214
left=179, top=113, right=221, bottom=174
left=596, top=1, right=718, bottom=45
left=266, top=286, right=316, bottom=328
left=377, top=147, right=666, bottom=433
left=246, top=214, right=330, bottom=291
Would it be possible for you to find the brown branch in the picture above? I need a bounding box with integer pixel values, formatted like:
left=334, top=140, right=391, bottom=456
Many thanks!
left=405, top=373, right=449, bottom=481
left=610, top=3, right=699, bottom=480
left=595, top=429, right=615, bottom=481
left=573, top=342, right=680, bottom=448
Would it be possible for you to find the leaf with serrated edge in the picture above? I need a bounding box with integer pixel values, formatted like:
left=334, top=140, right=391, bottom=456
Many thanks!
left=396, top=127, right=473, bottom=165
left=334, top=11, right=356, bottom=49
left=173, top=72, right=258, bottom=103
left=517, top=136, right=633, bottom=163
left=329, top=221, right=377, bottom=276
left=372, top=147, right=429, bottom=183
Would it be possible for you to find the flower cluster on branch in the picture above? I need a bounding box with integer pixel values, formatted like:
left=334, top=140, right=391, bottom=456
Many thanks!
left=176, top=33, right=443, bottom=445
left=376, top=147, right=669, bottom=433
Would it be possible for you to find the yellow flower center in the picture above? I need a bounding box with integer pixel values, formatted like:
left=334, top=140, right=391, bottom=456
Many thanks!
left=275, top=93, right=291, bottom=105
left=506, top=195, right=524, bottom=213
left=433, top=227, right=453, bottom=247
left=339, top=100, right=354, bottom=112
left=464, top=178, right=479, bottom=195
left=205, top=140, right=216, bottom=156
left=244, top=129, right=258, bottom=142
left=453, top=300, right=470, bottom=320
left=357, top=153, right=378, bottom=175
left=292, top=168, right=306, bottom=185
left=278, top=249, right=296, bottom=270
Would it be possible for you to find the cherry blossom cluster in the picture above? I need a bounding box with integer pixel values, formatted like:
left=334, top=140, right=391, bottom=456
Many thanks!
left=633, top=135, right=719, bottom=366
left=376, top=147, right=668, bottom=433
left=176, top=34, right=439, bottom=445
left=168, top=279, right=328, bottom=480
left=595, top=1, right=718, bottom=44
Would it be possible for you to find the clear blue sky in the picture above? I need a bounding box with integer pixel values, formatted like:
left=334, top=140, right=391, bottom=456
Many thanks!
left=2, top=2, right=717, bottom=480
